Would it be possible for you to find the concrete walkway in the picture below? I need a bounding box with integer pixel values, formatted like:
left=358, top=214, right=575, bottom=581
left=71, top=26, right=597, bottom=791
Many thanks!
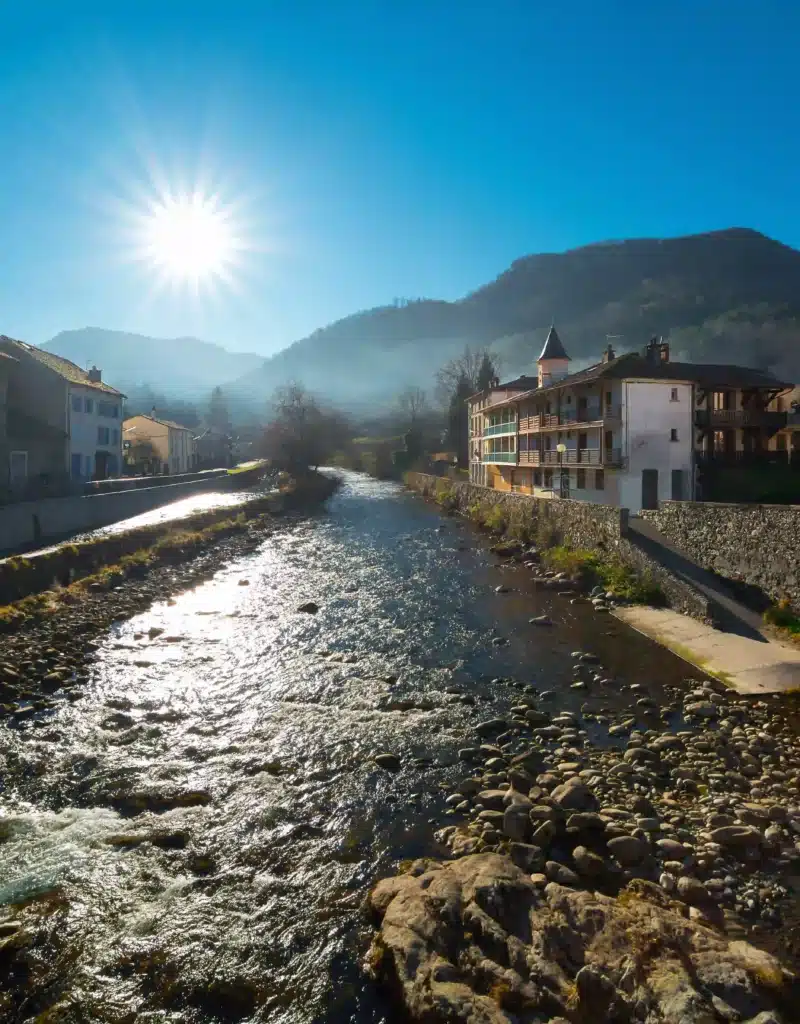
left=626, top=516, right=768, bottom=640
left=615, top=605, right=800, bottom=694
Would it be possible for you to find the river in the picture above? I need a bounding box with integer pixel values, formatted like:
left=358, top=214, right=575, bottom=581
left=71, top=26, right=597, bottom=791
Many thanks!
left=0, top=471, right=701, bottom=1023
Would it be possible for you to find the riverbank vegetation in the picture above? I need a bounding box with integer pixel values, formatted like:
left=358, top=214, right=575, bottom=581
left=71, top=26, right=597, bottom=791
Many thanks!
left=764, top=599, right=800, bottom=645
left=419, top=474, right=665, bottom=606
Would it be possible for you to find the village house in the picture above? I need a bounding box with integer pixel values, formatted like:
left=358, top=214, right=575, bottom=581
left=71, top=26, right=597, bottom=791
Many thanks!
left=123, top=413, right=196, bottom=475
left=0, top=336, right=125, bottom=494
left=468, top=329, right=793, bottom=512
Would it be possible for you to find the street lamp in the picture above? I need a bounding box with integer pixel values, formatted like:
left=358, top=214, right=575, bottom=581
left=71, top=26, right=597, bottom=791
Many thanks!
left=556, top=443, right=567, bottom=497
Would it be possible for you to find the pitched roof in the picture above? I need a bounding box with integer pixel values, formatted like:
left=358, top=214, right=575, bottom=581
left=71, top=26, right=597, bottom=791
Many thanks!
left=538, top=326, right=569, bottom=361
left=123, top=414, right=193, bottom=432
left=0, top=336, right=125, bottom=396
left=497, top=374, right=539, bottom=390
left=484, top=352, right=793, bottom=411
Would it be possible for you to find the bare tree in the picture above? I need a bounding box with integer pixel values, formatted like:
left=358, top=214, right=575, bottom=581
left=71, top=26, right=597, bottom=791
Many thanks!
left=260, top=382, right=350, bottom=472
left=396, top=385, right=428, bottom=427
left=434, top=346, right=501, bottom=406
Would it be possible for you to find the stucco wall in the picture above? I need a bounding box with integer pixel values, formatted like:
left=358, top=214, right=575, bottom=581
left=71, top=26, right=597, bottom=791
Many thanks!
left=640, top=500, right=800, bottom=609
left=0, top=474, right=235, bottom=553
left=405, top=472, right=712, bottom=620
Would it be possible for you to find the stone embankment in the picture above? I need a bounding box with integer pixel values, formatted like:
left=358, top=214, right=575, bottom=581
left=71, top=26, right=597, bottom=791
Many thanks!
left=641, top=501, right=800, bottom=612
left=404, top=473, right=713, bottom=621
left=369, top=646, right=800, bottom=1023
left=0, top=473, right=338, bottom=715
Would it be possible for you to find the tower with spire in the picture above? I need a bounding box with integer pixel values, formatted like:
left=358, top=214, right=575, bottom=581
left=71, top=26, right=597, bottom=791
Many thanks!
left=537, top=325, right=570, bottom=388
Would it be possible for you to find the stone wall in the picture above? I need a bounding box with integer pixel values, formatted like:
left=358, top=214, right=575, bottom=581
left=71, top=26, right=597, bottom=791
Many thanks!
left=641, top=500, right=800, bottom=610
left=405, top=473, right=712, bottom=620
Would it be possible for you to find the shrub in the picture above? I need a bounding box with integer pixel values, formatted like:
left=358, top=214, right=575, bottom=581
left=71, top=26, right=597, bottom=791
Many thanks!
left=482, top=504, right=507, bottom=534
left=764, top=599, right=800, bottom=636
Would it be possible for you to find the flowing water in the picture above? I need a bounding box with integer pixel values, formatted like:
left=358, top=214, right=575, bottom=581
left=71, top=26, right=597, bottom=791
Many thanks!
left=0, top=471, right=701, bottom=1023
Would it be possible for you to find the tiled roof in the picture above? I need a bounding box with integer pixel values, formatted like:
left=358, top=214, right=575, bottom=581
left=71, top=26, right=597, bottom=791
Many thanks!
left=0, top=336, right=125, bottom=396
left=124, top=414, right=193, bottom=432
left=539, top=326, right=569, bottom=361
left=483, top=352, right=793, bottom=411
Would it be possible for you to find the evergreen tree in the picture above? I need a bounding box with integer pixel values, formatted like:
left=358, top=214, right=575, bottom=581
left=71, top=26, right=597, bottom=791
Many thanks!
left=447, top=371, right=472, bottom=468
left=476, top=351, right=497, bottom=392
left=208, top=386, right=231, bottom=435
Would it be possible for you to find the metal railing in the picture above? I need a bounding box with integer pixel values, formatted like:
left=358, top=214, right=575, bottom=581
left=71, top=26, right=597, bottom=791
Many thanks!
left=483, top=421, right=517, bottom=437
left=482, top=451, right=517, bottom=464
left=519, top=406, right=621, bottom=429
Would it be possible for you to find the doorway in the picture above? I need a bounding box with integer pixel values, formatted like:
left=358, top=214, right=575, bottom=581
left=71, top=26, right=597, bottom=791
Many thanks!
left=641, top=469, right=659, bottom=509
left=671, top=469, right=684, bottom=501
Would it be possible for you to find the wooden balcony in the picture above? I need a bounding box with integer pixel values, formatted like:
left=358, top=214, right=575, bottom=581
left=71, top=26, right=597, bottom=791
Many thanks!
left=518, top=406, right=621, bottom=431
left=695, top=409, right=787, bottom=431
left=518, top=448, right=623, bottom=467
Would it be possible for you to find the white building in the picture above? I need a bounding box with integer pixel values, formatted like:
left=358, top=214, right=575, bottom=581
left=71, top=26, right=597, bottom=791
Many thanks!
left=68, top=369, right=125, bottom=479
left=468, top=331, right=792, bottom=512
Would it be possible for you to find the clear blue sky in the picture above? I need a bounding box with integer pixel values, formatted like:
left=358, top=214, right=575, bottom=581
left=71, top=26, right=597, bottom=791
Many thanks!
left=1, top=1, right=798, bottom=356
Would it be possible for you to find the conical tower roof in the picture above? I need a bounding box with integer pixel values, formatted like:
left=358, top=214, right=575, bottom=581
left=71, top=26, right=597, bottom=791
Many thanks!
left=538, top=325, right=569, bottom=361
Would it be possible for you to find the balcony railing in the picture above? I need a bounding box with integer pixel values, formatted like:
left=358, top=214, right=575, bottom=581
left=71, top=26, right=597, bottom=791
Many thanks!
left=697, top=450, right=796, bottom=467
left=519, top=406, right=621, bottom=430
left=483, top=421, right=517, bottom=437
left=695, top=409, right=787, bottom=430
left=482, top=451, right=517, bottom=464
left=518, top=448, right=623, bottom=467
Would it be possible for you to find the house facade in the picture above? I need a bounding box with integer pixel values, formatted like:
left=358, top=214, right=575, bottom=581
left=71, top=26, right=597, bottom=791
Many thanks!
left=123, top=414, right=196, bottom=475
left=468, top=330, right=792, bottom=513
left=0, top=336, right=124, bottom=491
left=769, top=386, right=800, bottom=462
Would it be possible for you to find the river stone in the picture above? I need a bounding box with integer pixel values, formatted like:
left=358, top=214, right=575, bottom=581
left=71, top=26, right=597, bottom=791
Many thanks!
left=458, top=748, right=480, bottom=761
left=297, top=601, right=319, bottom=613
left=656, top=839, right=688, bottom=859
left=477, top=810, right=505, bottom=829
left=508, top=842, right=544, bottom=872
left=477, top=790, right=507, bottom=812
left=457, top=778, right=482, bottom=797
left=503, top=804, right=532, bottom=842
left=531, top=820, right=556, bottom=848
left=551, top=776, right=597, bottom=812
left=572, top=845, right=607, bottom=878
left=710, top=825, right=763, bottom=850
left=685, top=701, right=718, bottom=718
left=530, top=615, right=553, bottom=626
left=566, top=812, right=606, bottom=837
left=575, top=965, right=616, bottom=1012
left=374, top=753, right=401, bottom=771
left=608, top=835, right=648, bottom=866
left=476, top=718, right=506, bottom=736
left=545, top=860, right=581, bottom=886
left=677, top=876, right=711, bottom=906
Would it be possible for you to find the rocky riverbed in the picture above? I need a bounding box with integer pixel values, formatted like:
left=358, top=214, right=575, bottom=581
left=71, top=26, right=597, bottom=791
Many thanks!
left=368, top=652, right=800, bottom=1021
left=2, top=470, right=800, bottom=1023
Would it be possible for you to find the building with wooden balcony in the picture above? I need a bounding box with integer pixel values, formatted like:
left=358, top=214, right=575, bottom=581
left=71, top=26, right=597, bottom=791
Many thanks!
left=467, top=329, right=793, bottom=511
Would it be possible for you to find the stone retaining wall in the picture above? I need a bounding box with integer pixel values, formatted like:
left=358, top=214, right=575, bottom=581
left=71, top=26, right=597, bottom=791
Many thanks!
left=640, top=500, right=800, bottom=610
left=405, top=473, right=712, bottom=620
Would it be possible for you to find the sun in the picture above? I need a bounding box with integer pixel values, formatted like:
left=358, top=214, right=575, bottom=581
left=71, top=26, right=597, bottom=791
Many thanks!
left=137, top=190, right=244, bottom=289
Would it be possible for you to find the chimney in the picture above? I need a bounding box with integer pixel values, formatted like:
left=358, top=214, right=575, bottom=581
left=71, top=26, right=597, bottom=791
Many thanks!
left=87, top=365, right=102, bottom=383
left=489, top=375, right=499, bottom=389
left=151, top=406, right=157, bottom=419
left=643, top=336, right=670, bottom=365
left=602, top=343, right=616, bottom=363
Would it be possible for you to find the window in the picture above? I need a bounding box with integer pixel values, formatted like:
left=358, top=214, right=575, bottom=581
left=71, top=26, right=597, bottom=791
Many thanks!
left=71, top=453, right=83, bottom=478
left=97, top=426, right=110, bottom=445
left=605, top=391, right=612, bottom=405
left=576, top=468, right=586, bottom=489
left=533, top=469, right=542, bottom=487
left=776, top=434, right=787, bottom=451
left=85, top=398, right=93, bottom=413
left=112, top=428, right=119, bottom=445
left=670, top=388, right=679, bottom=402
left=544, top=469, right=553, bottom=488
left=71, top=395, right=82, bottom=413
left=98, top=400, right=119, bottom=418
left=595, top=469, right=605, bottom=490
left=670, top=428, right=679, bottom=442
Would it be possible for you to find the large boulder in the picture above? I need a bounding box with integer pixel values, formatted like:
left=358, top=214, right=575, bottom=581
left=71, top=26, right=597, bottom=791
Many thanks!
left=367, top=854, right=796, bottom=1023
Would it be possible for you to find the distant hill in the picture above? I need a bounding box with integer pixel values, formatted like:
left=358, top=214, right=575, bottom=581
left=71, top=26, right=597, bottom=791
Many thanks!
left=42, top=328, right=263, bottom=396
left=233, top=228, right=800, bottom=406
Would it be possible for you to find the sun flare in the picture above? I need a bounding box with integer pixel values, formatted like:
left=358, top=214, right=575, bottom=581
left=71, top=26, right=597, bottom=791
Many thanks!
left=137, top=190, right=243, bottom=289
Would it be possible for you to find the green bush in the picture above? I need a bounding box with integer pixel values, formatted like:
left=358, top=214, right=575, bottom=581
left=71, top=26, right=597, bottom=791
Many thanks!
left=764, top=599, right=800, bottom=636
left=482, top=504, right=507, bottom=534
